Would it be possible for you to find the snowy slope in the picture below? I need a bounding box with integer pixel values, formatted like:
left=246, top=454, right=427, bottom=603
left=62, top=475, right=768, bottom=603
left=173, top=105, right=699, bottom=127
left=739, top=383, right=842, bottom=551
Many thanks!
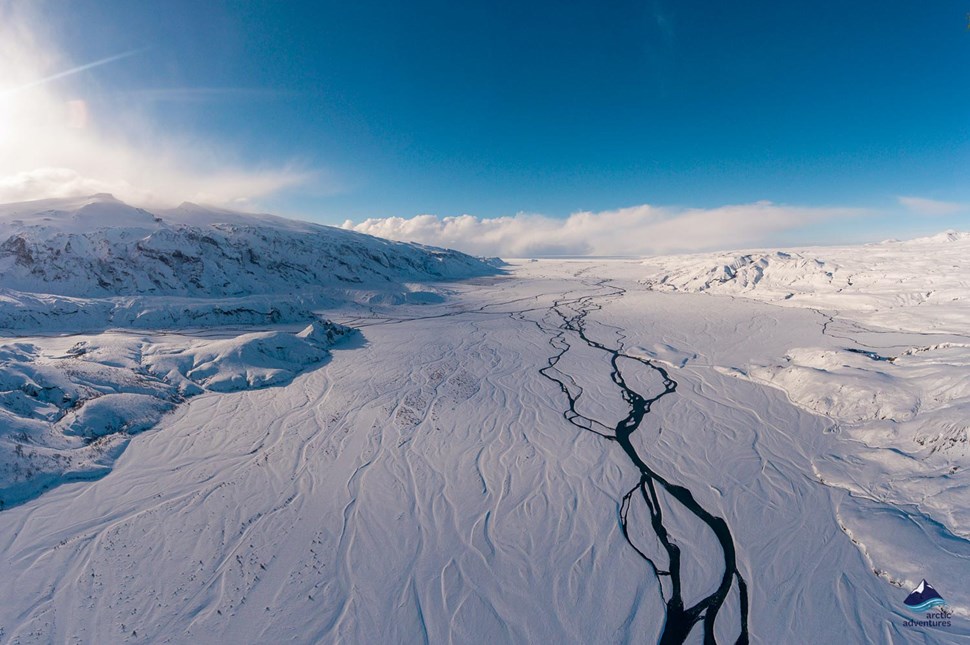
left=0, top=194, right=496, bottom=508
left=0, top=320, right=353, bottom=507
left=0, top=194, right=493, bottom=298
left=1, top=259, right=966, bottom=643
left=645, top=250, right=841, bottom=295
left=3, top=223, right=970, bottom=642
left=642, top=231, right=970, bottom=333
left=643, top=233, right=970, bottom=627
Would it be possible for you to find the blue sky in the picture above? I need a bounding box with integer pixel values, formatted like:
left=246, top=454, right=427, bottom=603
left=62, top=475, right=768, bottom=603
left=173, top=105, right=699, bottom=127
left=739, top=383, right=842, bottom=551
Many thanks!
left=1, top=0, right=969, bottom=253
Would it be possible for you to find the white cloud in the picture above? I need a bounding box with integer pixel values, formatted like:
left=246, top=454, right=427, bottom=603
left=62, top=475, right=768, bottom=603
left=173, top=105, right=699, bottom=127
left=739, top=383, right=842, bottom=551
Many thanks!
left=0, top=6, right=309, bottom=208
left=898, top=196, right=967, bottom=217
left=343, top=201, right=865, bottom=257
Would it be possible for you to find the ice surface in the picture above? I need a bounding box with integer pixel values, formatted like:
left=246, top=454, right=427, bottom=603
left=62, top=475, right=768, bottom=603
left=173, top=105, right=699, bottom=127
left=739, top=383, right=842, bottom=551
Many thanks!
left=1, top=225, right=969, bottom=642
left=627, top=343, right=696, bottom=368
left=0, top=320, right=354, bottom=508
left=643, top=235, right=970, bottom=633
left=0, top=195, right=495, bottom=509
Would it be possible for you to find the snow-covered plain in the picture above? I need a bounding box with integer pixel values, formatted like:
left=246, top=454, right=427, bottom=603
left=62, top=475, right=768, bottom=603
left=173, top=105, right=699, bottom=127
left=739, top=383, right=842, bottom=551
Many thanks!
left=1, top=202, right=968, bottom=643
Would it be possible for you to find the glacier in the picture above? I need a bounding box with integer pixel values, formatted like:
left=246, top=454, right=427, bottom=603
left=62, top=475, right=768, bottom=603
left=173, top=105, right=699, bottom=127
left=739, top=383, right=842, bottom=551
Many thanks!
left=0, top=196, right=967, bottom=643
left=0, top=195, right=495, bottom=509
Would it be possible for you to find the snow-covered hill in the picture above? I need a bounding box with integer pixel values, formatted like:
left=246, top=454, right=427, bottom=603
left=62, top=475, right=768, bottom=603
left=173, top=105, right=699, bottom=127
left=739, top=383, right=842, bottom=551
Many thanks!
left=646, top=250, right=841, bottom=295
left=642, top=231, right=970, bottom=333
left=0, top=194, right=492, bottom=299
left=0, top=195, right=497, bottom=507
left=643, top=233, right=970, bottom=617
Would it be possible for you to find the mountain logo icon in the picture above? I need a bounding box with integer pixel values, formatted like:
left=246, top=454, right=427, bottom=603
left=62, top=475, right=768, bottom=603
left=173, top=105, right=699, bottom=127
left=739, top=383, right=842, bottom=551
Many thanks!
left=903, top=579, right=946, bottom=612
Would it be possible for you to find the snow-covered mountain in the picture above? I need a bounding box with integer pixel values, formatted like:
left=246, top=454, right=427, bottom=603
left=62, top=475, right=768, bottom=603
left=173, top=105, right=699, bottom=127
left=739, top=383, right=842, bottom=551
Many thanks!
left=0, top=195, right=498, bottom=508
left=0, top=194, right=493, bottom=298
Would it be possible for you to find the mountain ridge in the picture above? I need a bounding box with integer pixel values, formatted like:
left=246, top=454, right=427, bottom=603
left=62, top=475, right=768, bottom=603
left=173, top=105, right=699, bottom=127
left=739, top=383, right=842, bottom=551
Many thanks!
left=0, top=194, right=497, bottom=298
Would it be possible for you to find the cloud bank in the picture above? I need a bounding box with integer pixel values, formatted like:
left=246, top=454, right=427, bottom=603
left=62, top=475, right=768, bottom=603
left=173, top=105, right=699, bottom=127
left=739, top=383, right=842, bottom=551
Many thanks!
left=343, top=202, right=866, bottom=257
left=0, top=6, right=307, bottom=208
left=898, top=196, right=968, bottom=217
